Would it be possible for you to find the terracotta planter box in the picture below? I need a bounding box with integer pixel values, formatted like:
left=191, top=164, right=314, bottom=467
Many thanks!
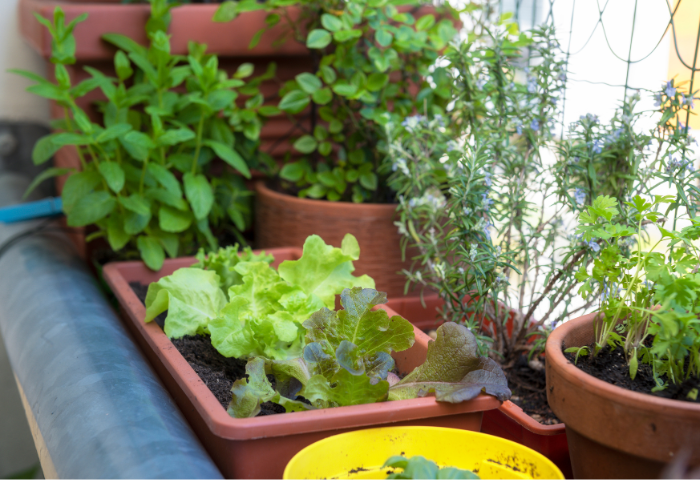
left=102, top=249, right=501, bottom=479
left=255, top=182, right=419, bottom=300
left=386, top=293, right=572, bottom=479
left=546, top=312, right=700, bottom=478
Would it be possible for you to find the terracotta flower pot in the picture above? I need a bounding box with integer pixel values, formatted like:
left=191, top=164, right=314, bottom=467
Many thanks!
left=102, top=249, right=502, bottom=479
left=255, top=182, right=417, bottom=300
left=546, top=312, right=700, bottom=479
left=386, top=293, right=572, bottom=479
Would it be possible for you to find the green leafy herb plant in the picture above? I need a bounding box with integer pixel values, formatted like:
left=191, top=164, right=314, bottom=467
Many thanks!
left=16, top=2, right=274, bottom=270
left=570, top=194, right=700, bottom=394
left=214, top=0, right=458, bottom=203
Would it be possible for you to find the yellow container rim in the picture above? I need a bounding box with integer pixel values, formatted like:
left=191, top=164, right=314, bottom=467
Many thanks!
left=283, top=426, right=564, bottom=479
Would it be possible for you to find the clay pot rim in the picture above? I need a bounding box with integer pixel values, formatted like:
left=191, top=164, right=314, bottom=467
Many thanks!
left=103, top=254, right=501, bottom=441
left=546, top=311, right=700, bottom=414
left=256, top=181, right=399, bottom=213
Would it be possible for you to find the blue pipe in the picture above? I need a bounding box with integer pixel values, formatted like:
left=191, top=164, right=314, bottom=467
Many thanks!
left=0, top=173, right=222, bottom=479
left=0, top=197, right=63, bottom=223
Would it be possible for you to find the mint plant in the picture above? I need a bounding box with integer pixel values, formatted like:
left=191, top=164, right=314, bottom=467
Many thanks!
left=571, top=194, right=700, bottom=392
left=214, top=0, right=458, bottom=203
left=16, top=2, right=273, bottom=270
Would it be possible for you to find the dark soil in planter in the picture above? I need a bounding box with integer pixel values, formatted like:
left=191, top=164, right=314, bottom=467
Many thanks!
left=564, top=344, right=700, bottom=403
left=130, top=282, right=286, bottom=415
left=506, top=354, right=561, bottom=425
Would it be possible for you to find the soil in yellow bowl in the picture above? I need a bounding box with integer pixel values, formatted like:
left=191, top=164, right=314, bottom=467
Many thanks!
left=283, top=426, right=564, bottom=479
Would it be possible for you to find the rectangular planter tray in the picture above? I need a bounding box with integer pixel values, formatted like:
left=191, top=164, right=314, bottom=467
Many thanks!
left=103, top=250, right=501, bottom=479
left=386, top=294, right=573, bottom=479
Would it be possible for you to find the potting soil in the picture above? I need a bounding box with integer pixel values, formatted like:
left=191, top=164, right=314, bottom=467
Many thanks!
left=506, top=354, right=561, bottom=425
left=564, top=344, right=700, bottom=403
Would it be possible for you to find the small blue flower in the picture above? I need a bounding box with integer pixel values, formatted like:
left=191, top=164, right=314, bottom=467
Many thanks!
left=482, top=221, right=493, bottom=241
left=574, top=188, right=586, bottom=206
left=527, top=77, right=537, bottom=94
left=531, top=119, right=540, bottom=131
left=592, top=139, right=604, bottom=154
left=484, top=172, right=492, bottom=187
left=665, top=80, right=676, bottom=98
left=587, top=239, right=600, bottom=252
left=514, top=119, right=523, bottom=135
left=654, top=93, right=662, bottom=107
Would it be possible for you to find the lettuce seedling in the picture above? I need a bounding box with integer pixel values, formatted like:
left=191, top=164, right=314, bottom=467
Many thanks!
left=144, top=234, right=374, bottom=360
left=228, top=287, right=511, bottom=418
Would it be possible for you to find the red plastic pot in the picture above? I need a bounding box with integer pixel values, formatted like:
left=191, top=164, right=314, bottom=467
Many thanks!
left=386, top=293, right=573, bottom=479
left=102, top=249, right=502, bottom=479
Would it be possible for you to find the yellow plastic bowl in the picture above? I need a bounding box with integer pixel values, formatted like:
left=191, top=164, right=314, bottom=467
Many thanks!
left=283, top=426, right=564, bottom=479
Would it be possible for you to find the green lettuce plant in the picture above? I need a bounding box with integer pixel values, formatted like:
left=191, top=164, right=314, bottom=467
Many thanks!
left=570, top=195, right=700, bottom=394
left=16, top=2, right=274, bottom=270
left=145, top=234, right=375, bottom=359
left=213, top=0, right=458, bottom=203
left=229, top=288, right=511, bottom=417
left=383, top=455, right=479, bottom=479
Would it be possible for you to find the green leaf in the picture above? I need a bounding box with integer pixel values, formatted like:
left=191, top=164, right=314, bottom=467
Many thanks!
left=375, top=29, right=393, bottom=47
left=61, top=171, right=101, bottom=214
left=119, top=193, right=151, bottom=216
left=334, top=29, right=363, bottom=43
left=278, top=90, right=310, bottom=113
left=183, top=172, right=214, bottom=220
left=124, top=210, right=151, bottom=235
left=258, top=105, right=281, bottom=116
left=23, top=167, right=72, bottom=200
left=293, top=135, right=318, bottom=154
left=305, top=287, right=414, bottom=363
left=158, top=128, right=195, bottom=147
left=306, top=29, right=332, bottom=49
left=203, top=140, right=251, bottom=178
left=96, top=123, right=133, bottom=143
left=66, top=191, right=116, bottom=227
left=296, top=73, right=322, bottom=94
left=359, top=172, right=378, bottom=190
left=147, top=163, right=182, bottom=195
left=312, top=87, right=332, bottom=105
left=138, top=236, right=165, bottom=270
left=300, top=369, right=389, bottom=407
left=97, top=161, right=125, bottom=193
left=388, top=323, right=511, bottom=402
left=278, top=234, right=375, bottom=308
left=114, top=51, right=133, bottom=81
left=366, top=73, right=389, bottom=92
left=145, top=267, right=227, bottom=336
left=228, top=357, right=278, bottom=418
left=234, top=63, right=254, bottom=79
left=120, top=131, right=154, bottom=162
left=213, top=1, right=238, bottom=22
left=280, top=162, right=304, bottom=182
left=159, top=205, right=193, bottom=233
left=416, top=14, right=436, bottom=31
left=31, top=135, right=61, bottom=165
left=321, top=13, right=343, bottom=32
left=107, top=214, right=130, bottom=251
left=332, top=81, right=357, bottom=97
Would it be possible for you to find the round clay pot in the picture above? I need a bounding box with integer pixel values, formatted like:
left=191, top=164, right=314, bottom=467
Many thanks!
left=545, top=312, right=700, bottom=479
left=254, top=182, right=413, bottom=300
